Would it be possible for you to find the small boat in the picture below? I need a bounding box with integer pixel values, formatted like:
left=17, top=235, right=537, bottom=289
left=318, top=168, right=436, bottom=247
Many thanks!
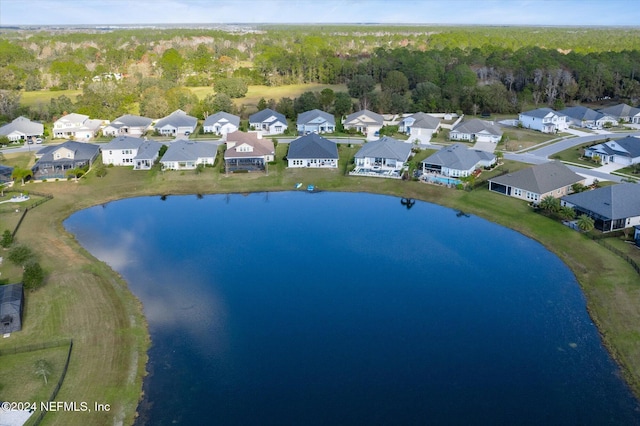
left=295, top=182, right=303, bottom=189
left=307, top=184, right=315, bottom=192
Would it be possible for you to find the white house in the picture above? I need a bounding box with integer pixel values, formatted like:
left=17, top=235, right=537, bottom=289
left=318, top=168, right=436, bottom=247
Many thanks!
left=296, top=109, right=336, bottom=134
left=421, top=143, right=496, bottom=178
left=0, top=116, right=44, bottom=142
left=598, top=103, right=640, bottom=124
left=584, top=136, right=640, bottom=166
left=343, top=109, right=384, bottom=139
left=398, top=112, right=440, bottom=143
left=53, top=113, right=103, bottom=140
left=101, top=136, right=162, bottom=169
left=102, top=114, right=153, bottom=137
left=518, top=108, right=568, bottom=133
left=160, top=140, right=217, bottom=170
left=154, top=110, right=198, bottom=137
left=449, top=119, right=502, bottom=143
left=559, top=106, right=618, bottom=128
left=249, top=108, right=288, bottom=135
left=287, top=133, right=338, bottom=168
left=352, top=136, right=412, bottom=178
left=203, top=112, right=240, bottom=136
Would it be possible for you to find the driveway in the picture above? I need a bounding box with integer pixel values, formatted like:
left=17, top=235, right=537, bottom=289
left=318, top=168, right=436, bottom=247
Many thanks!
left=472, top=140, right=497, bottom=153
left=593, top=162, right=627, bottom=173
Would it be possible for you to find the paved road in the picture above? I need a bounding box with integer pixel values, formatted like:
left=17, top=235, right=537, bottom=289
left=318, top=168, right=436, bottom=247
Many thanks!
left=527, top=131, right=640, bottom=158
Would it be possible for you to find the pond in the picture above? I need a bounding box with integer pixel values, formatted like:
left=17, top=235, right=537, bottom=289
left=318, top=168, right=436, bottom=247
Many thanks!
left=64, top=191, right=640, bottom=425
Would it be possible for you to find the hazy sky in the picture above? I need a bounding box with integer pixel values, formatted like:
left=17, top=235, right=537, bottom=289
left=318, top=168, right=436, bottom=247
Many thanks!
left=1, top=0, right=639, bottom=26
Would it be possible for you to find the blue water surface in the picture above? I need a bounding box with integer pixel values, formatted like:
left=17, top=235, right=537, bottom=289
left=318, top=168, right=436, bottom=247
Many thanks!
left=64, top=192, right=640, bottom=425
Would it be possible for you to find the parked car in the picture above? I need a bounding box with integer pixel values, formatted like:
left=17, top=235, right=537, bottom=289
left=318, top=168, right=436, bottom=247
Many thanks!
left=35, top=138, right=43, bottom=144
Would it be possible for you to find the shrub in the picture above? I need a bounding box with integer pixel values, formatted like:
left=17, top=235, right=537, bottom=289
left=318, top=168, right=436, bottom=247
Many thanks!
left=1, top=229, right=13, bottom=248
left=7, top=244, right=34, bottom=266
left=23, top=261, right=45, bottom=290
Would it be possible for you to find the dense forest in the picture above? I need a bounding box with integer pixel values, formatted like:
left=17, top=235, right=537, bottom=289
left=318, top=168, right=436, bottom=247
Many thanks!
left=1, top=25, right=639, bottom=122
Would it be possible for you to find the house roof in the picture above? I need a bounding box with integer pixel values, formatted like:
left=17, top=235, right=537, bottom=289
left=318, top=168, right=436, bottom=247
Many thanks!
left=354, top=136, right=412, bottom=162
left=107, top=114, right=152, bottom=129
left=0, top=282, right=23, bottom=316
left=203, top=111, right=240, bottom=127
left=451, top=119, right=502, bottom=136
left=489, top=161, right=584, bottom=194
left=559, top=106, right=604, bottom=122
left=134, top=140, right=163, bottom=160
left=402, top=112, right=440, bottom=130
left=224, top=132, right=275, bottom=159
left=421, top=143, right=495, bottom=170
left=344, top=109, right=384, bottom=126
left=520, top=107, right=564, bottom=119
left=587, top=136, right=640, bottom=159
left=0, top=116, right=44, bottom=137
left=287, top=133, right=338, bottom=159
left=35, top=141, right=100, bottom=162
left=598, top=103, right=640, bottom=119
left=103, top=136, right=146, bottom=150
left=56, top=113, right=89, bottom=124
left=297, top=109, right=336, bottom=126
left=161, top=140, right=217, bottom=162
left=155, top=110, right=198, bottom=129
left=249, top=108, right=287, bottom=124
left=561, top=183, right=640, bottom=220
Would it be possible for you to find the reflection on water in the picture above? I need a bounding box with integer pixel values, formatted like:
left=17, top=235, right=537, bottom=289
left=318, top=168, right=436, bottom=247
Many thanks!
left=64, top=192, right=640, bottom=426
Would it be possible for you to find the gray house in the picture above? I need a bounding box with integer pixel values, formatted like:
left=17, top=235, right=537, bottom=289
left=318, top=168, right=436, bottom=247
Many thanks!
left=160, top=140, right=217, bottom=170
left=249, top=108, right=288, bottom=135
left=561, top=183, right=640, bottom=232
left=421, top=143, right=496, bottom=178
left=559, top=106, right=618, bottom=128
left=597, top=103, right=640, bottom=124
left=103, top=114, right=153, bottom=137
left=296, top=109, right=336, bottom=134
left=352, top=136, right=412, bottom=178
left=0, top=116, right=44, bottom=142
left=32, top=141, right=100, bottom=180
left=154, top=110, right=198, bottom=136
left=488, top=161, right=585, bottom=204
left=0, top=283, right=24, bottom=334
left=287, top=133, right=338, bottom=168
left=584, top=136, right=640, bottom=166
left=343, top=109, right=384, bottom=138
left=203, top=112, right=240, bottom=136
left=398, top=112, right=440, bottom=143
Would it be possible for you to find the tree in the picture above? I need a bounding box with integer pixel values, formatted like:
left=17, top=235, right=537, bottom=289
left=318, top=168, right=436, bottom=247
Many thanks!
left=257, top=98, right=268, bottom=111
left=11, top=167, right=32, bottom=185
left=94, top=164, right=107, bottom=178
left=347, top=74, right=375, bottom=108
left=558, top=206, right=576, bottom=221
left=0, top=135, right=10, bottom=147
left=158, top=144, right=168, bottom=157
left=382, top=70, right=409, bottom=95
left=1, top=230, right=13, bottom=248
left=333, top=92, right=353, bottom=117
left=539, top=195, right=561, bottom=214
left=140, top=87, right=170, bottom=119
left=159, top=48, right=184, bottom=83
left=319, top=88, right=335, bottom=111
left=275, top=97, right=295, bottom=120
left=577, top=214, right=595, bottom=232
left=23, top=261, right=45, bottom=290
left=210, top=93, right=235, bottom=114
left=214, top=78, right=248, bottom=98
left=34, top=359, right=52, bottom=385
left=294, top=91, right=320, bottom=114
left=0, top=90, right=21, bottom=119
left=571, top=182, right=586, bottom=193
left=66, top=168, right=85, bottom=181
left=7, top=244, right=33, bottom=266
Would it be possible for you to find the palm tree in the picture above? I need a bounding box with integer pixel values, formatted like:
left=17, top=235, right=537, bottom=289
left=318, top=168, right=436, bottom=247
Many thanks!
left=558, top=206, right=576, bottom=221
left=577, top=214, right=595, bottom=232
left=34, top=359, right=52, bottom=385
left=539, top=195, right=560, bottom=214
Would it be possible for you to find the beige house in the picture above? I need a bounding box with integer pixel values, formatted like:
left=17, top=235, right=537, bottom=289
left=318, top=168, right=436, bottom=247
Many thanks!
left=224, top=131, right=275, bottom=173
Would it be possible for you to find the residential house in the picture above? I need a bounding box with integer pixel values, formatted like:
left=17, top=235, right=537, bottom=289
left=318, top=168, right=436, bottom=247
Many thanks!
left=224, top=131, right=275, bottom=172
left=352, top=136, right=412, bottom=178
left=343, top=109, right=384, bottom=139
left=0, top=164, right=13, bottom=183
left=488, top=161, right=585, bottom=204
left=635, top=225, right=640, bottom=247
left=398, top=112, right=440, bottom=143
left=449, top=119, right=502, bottom=143
left=160, top=140, right=217, bottom=170
left=32, top=141, right=100, bottom=179
left=0, top=283, right=24, bottom=334
left=154, top=110, right=198, bottom=137
left=53, top=113, right=103, bottom=140
left=559, top=106, right=618, bottom=128
left=101, top=136, right=163, bottom=170
left=518, top=108, right=568, bottom=133
left=0, top=116, right=44, bottom=142
left=102, top=114, right=153, bottom=137
left=584, top=136, right=640, bottom=166
left=296, top=109, right=336, bottom=134
left=598, top=103, right=640, bottom=124
left=421, top=143, right=496, bottom=178
left=203, top=112, right=240, bottom=136
left=561, top=183, right=640, bottom=232
left=287, top=133, right=338, bottom=168
left=249, top=108, right=288, bottom=135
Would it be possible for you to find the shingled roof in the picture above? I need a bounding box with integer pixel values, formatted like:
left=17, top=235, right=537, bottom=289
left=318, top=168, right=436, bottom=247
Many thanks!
left=287, top=133, right=338, bottom=159
left=354, top=137, right=412, bottom=162
left=562, top=183, right=640, bottom=220
left=489, top=161, right=583, bottom=194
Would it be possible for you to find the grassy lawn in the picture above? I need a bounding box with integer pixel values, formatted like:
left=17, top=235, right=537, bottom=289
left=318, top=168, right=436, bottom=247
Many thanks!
left=549, top=143, right=601, bottom=167
left=501, top=127, right=561, bottom=151
left=19, top=90, right=82, bottom=108
left=1, top=142, right=640, bottom=425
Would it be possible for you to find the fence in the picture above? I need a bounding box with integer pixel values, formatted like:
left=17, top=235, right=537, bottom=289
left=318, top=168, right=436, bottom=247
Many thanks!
left=587, top=234, right=640, bottom=276
left=5, top=190, right=54, bottom=238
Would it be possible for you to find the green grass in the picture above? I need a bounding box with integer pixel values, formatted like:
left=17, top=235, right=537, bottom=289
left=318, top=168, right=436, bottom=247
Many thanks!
left=19, top=90, right=82, bottom=108
left=2, top=143, right=640, bottom=425
left=549, top=143, right=601, bottom=167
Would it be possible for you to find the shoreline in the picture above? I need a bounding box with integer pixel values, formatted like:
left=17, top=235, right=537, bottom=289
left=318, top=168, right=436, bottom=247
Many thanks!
left=3, top=170, right=639, bottom=424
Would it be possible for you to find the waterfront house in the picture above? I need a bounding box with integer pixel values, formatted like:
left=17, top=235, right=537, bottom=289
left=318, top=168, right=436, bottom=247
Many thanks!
left=421, top=143, right=496, bottom=178
left=32, top=141, right=100, bottom=179
left=449, top=119, right=502, bottom=143
left=160, top=140, right=217, bottom=170
left=561, top=183, right=640, bottom=232
left=203, top=112, right=240, bottom=136
left=224, top=131, right=275, bottom=172
left=0, top=116, right=44, bottom=142
left=102, top=136, right=162, bottom=169
left=352, top=136, right=412, bottom=177
left=584, top=136, right=640, bottom=166
left=296, top=109, right=336, bottom=134
left=102, top=114, right=153, bottom=137
left=154, top=110, right=198, bottom=137
left=488, top=161, right=585, bottom=204
left=249, top=108, right=288, bottom=135
left=287, top=133, right=338, bottom=168
left=518, top=108, right=568, bottom=133
left=53, top=113, right=103, bottom=140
